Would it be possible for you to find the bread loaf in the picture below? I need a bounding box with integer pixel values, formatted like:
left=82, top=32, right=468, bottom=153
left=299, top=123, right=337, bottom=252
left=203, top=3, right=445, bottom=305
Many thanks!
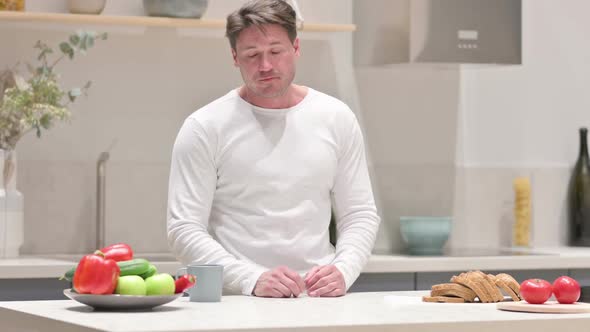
left=424, top=270, right=521, bottom=304
left=431, top=283, right=477, bottom=302
left=422, top=296, right=465, bottom=303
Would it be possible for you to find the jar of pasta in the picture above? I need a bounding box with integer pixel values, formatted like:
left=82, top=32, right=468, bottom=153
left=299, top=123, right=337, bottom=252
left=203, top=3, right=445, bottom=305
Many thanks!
left=0, top=0, right=25, bottom=11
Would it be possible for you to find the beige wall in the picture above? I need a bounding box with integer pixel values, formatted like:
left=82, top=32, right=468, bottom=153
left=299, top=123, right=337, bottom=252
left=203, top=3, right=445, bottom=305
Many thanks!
left=353, top=0, right=459, bottom=253
left=10, top=0, right=577, bottom=256
left=354, top=0, right=590, bottom=252
left=353, top=0, right=410, bottom=65
left=356, top=66, right=458, bottom=253
left=3, top=0, right=461, bottom=256
left=453, top=0, right=590, bottom=249
left=2, top=0, right=351, bottom=254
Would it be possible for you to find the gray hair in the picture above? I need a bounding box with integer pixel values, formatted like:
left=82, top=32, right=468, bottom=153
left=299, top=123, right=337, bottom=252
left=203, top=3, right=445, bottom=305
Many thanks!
left=226, top=0, right=297, bottom=50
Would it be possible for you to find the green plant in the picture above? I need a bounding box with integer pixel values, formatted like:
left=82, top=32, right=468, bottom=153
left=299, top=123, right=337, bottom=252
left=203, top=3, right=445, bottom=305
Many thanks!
left=0, top=30, right=107, bottom=151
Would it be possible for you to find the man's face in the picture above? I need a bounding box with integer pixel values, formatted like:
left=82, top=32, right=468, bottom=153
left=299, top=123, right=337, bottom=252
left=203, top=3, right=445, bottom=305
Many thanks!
left=232, top=24, right=300, bottom=99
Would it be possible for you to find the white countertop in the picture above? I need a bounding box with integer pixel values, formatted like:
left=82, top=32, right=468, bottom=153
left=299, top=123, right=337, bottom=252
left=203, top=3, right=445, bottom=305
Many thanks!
left=1, top=291, right=589, bottom=332
left=365, top=246, right=590, bottom=273
left=0, top=253, right=183, bottom=279
left=2, top=247, right=590, bottom=279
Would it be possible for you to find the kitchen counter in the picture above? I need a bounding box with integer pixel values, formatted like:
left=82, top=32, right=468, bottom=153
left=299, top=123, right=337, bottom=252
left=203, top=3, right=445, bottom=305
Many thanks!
left=0, top=254, right=182, bottom=279
left=1, top=291, right=589, bottom=332
left=365, top=246, right=590, bottom=273
left=3, top=247, right=590, bottom=279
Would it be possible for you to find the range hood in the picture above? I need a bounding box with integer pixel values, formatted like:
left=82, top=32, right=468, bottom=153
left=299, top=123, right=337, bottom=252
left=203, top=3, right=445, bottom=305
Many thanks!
left=410, top=0, right=522, bottom=64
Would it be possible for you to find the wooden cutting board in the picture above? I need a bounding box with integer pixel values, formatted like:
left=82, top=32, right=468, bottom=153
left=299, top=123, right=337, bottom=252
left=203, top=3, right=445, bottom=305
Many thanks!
left=497, top=300, right=590, bottom=314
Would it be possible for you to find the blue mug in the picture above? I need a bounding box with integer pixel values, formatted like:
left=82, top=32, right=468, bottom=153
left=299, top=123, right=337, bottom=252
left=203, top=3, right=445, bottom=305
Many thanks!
left=176, top=264, right=223, bottom=302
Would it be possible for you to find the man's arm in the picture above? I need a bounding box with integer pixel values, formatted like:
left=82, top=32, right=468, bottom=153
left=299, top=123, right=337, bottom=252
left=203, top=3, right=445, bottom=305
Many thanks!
left=306, top=109, right=381, bottom=296
left=167, top=118, right=266, bottom=295
left=330, top=110, right=380, bottom=289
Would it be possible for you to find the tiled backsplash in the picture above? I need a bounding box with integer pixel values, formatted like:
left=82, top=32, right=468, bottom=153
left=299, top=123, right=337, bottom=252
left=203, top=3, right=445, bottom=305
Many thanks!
left=18, top=160, right=171, bottom=254
left=356, top=65, right=459, bottom=254
left=373, top=165, right=572, bottom=254
left=19, top=161, right=572, bottom=255
left=19, top=161, right=95, bottom=254
left=372, top=163, right=455, bottom=254
left=106, top=162, right=170, bottom=253
left=450, top=166, right=571, bottom=250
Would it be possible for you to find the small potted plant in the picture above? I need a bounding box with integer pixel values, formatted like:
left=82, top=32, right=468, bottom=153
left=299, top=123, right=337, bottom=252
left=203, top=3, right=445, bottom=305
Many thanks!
left=0, top=30, right=106, bottom=257
left=0, top=30, right=107, bottom=157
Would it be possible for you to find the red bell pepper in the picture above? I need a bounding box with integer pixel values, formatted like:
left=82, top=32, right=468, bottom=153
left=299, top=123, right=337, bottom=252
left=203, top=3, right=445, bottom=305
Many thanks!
left=175, top=274, right=196, bottom=294
left=73, top=251, right=120, bottom=295
left=100, top=243, right=133, bottom=262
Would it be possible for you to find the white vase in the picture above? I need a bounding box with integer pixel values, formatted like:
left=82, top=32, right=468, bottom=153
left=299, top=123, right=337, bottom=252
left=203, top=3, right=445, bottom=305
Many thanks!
left=67, top=0, right=106, bottom=15
left=0, top=149, right=24, bottom=258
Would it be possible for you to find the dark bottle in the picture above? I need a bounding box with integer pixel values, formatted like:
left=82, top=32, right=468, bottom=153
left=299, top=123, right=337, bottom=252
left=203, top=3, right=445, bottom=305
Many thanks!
left=568, top=127, right=590, bottom=246
left=329, top=209, right=337, bottom=246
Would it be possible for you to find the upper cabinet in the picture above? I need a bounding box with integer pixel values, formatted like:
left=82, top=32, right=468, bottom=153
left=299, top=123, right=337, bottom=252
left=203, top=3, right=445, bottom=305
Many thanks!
left=353, top=0, right=522, bottom=66
left=410, top=0, right=521, bottom=65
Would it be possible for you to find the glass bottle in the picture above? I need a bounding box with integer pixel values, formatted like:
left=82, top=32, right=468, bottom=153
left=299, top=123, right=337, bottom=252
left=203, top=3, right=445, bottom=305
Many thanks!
left=568, top=128, right=590, bottom=246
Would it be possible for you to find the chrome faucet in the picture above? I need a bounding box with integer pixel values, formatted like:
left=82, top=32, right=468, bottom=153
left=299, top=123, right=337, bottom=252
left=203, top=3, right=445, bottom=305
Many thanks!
left=96, top=151, right=109, bottom=250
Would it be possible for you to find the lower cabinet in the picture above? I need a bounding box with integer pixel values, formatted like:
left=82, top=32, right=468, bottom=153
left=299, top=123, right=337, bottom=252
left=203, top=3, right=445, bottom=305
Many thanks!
left=349, top=273, right=414, bottom=292
left=351, top=269, right=575, bottom=293
left=0, top=269, right=584, bottom=300
left=568, top=269, right=590, bottom=287
left=0, top=278, right=71, bottom=301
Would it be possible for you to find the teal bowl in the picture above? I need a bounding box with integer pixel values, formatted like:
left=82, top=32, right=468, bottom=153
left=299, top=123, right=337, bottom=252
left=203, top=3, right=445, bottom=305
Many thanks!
left=143, top=0, right=208, bottom=18
left=400, top=216, right=452, bottom=255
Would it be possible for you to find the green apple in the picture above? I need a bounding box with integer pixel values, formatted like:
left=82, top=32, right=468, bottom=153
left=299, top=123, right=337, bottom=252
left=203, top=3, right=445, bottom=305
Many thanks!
left=145, top=273, right=175, bottom=296
left=115, top=275, right=146, bottom=296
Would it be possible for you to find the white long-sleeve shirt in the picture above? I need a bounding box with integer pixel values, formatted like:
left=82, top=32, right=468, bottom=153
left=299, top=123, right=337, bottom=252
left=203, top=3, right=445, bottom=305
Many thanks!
left=167, top=87, right=380, bottom=295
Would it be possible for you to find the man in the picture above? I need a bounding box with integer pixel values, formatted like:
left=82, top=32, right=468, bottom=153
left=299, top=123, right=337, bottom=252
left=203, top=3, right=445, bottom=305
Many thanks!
left=167, top=0, right=380, bottom=298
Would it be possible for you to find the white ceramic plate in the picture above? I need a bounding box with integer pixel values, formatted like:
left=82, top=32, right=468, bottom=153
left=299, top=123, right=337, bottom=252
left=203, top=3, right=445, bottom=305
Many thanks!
left=63, top=289, right=182, bottom=310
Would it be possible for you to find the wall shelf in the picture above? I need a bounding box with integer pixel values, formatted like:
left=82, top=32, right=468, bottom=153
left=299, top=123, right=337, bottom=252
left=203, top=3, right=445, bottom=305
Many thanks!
left=0, top=11, right=356, bottom=32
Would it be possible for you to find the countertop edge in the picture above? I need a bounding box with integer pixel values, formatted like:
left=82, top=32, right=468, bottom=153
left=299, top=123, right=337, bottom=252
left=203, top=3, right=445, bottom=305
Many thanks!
left=3, top=248, right=590, bottom=278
